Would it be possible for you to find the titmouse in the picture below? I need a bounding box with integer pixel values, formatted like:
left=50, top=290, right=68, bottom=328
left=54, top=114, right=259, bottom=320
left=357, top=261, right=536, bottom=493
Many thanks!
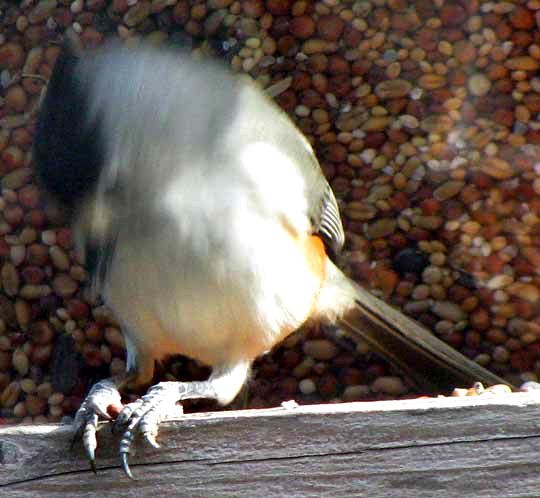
left=34, top=36, right=511, bottom=478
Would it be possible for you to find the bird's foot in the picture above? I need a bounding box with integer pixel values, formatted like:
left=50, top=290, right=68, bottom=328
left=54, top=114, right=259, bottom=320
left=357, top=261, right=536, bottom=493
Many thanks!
left=114, top=381, right=212, bottom=479
left=71, top=378, right=123, bottom=473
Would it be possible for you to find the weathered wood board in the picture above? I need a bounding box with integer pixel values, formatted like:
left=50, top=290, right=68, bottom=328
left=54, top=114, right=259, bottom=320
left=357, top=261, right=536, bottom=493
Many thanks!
left=1, top=393, right=540, bottom=497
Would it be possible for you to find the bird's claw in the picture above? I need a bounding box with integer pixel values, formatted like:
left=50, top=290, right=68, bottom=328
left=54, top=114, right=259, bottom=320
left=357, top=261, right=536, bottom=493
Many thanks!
left=83, top=412, right=99, bottom=473
left=120, top=451, right=134, bottom=480
left=119, top=429, right=136, bottom=479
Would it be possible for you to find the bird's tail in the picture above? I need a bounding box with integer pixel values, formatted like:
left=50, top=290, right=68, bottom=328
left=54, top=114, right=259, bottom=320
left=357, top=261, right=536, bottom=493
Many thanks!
left=320, top=262, right=515, bottom=394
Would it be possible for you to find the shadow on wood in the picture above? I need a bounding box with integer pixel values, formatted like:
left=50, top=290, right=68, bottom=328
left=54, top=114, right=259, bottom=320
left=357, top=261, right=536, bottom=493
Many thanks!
left=1, top=393, right=540, bottom=497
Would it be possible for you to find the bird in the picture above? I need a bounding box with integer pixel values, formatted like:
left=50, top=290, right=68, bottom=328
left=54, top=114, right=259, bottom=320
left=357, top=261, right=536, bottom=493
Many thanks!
left=34, top=33, right=512, bottom=478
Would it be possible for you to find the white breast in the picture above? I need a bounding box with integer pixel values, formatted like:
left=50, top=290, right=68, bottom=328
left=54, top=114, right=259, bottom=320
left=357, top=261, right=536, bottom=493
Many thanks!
left=104, top=142, right=322, bottom=368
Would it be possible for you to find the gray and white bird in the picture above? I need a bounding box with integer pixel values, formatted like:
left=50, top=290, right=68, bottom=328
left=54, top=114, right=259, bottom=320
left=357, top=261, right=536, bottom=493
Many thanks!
left=34, top=35, right=510, bottom=478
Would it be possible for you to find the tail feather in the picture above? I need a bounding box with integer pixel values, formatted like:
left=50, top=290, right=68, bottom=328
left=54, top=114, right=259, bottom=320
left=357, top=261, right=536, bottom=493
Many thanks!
left=338, top=281, right=515, bottom=394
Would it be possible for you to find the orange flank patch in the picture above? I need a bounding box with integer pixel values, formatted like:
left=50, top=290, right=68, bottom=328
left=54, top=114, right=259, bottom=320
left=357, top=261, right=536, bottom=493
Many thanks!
left=299, top=234, right=328, bottom=317
left=301, top=234, right=327, bottom=282
left=279, top=215, right=327, bottom=284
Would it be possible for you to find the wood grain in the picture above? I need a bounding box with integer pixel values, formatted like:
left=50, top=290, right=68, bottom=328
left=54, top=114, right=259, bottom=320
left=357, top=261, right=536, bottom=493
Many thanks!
left=1, top=393, right=540, bottom=497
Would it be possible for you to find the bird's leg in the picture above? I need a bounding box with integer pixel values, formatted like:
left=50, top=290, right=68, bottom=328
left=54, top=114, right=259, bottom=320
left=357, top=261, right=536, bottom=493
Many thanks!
left=115, top=361, right=250, bottom=479
left=71, top=355, right=155, bottom=473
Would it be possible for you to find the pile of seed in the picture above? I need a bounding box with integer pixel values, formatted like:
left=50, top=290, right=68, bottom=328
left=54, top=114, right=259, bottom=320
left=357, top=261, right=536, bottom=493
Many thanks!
left=2, top=0, right=540, bottom=423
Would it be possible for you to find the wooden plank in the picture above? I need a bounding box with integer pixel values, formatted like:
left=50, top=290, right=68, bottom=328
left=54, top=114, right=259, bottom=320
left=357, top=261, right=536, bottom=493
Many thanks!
left=1, top=393, right=540, bottom=497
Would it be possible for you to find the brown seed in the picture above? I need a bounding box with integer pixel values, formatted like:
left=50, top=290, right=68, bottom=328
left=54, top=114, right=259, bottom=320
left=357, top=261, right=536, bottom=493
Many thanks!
left=524, top=93, right=540, bottom=112
left=362, top=116, right=392, bottom=132
left=85, top=323, right=104, bottom=343
left=172, top=0, right=189, bottom=23
left=480, top=157, right=516, bottom=180
left=31, top=321, right=55, bottom=345
left=516, top=105, right=531, bottom=122
left=418, top=74, right=446, bottom=90
left=52, top=274, right=78, bottom=297
left=1, top=381, right=21, bottom=408
left=317, top=15, right=345, bottom=42
left=22, top=47, right=43, bottom=75
left=440, top=4, right=466, bottom=27
left=0, top=352, right=10, bottom=372
left=12, top=349, right=29, bottom=376
left=510, top=6, right=535, bottom=29
left=507, top=283, right=540, bottom=302
left=21, top=266, right=45, bottom=285
left=4, top=204, right=24, bottom=226
left=454, top=40, right=477, bottom=63
left=277, top=35, right=298, bottom=56
left=289, top=15, right=315, bottom=39
left=493, top=108, right=514, bottom=127
left=343, top=385, right=370, bottom=401
left=432, top=301, right=466, bottom=322
left=190, top=3, right=207, bottom=20
left=301, top=39, right=338, bottom=54
left=2, top=146, right=24, bottom=170
left=42, top=229, right=59, bottom=246
left=25, top=394, right=47, bottom=416
left=49, top=246, right=70, bottom=271
left=1, top=262, right=20, bottom=296
left=470, top=308, right=490, bottom=331
left=468, top=73, right=491, bottom=96
left=0, top=296, right=16, bottom=329
left=266, top=0, right=292, bottom=16
left=19, top=284, right=51, bottom=300
left=5, top=86, right=28, bottom=113
left=82, top=343, right=103, bottom=367
left=71, top=265, right=87, bottom=283
left=32, top=344, right=53, bottom=366
left=506, top=56, right=540, bottom=71
left=372, top=376, right=406, bottom=395
left=0, top=336, right=11, bottom=352
left=433, top=181, right=464, bottom=201
left=56, top=228, right=74, bottom=249
left=66, top=299, right=89, bottom=319
left=71, top=328, right=85, bottom=345
left=123, top=0, right=151, bottom=26
left=302, top=339, right=338, bottom=360
left=242, top=0, right=265, bottom=18
left=12, top=401, right=27, bottom=418
left=327, top=55, right=349, bottom=75
left=11, top=128, right=33, bottom=150
left=28, top=0, right=58, bottom=24
left=412, top=215, right=443, bottom=230
left=1, top=168, right=32, bottom=190
left=375, top=79, right=412, bottom=99
left=318, top=374, right=338, bottom=397
left=80, top=27, right=104, bottom=49
left=386, top=62, right=401, bottom=79
left=20, top=379, right=36, bottom=395
left=366, top=219, right=397, bottom=239
left=347, top=202, right=377, bottom=221
left=48, top=392, right=65, bottom=406
left=15, top=299, right=31, bottom=330
left=0, top=42, right=25, bottom=69
left=26, top=244, right=49, bottom=266
left=0, top=129, right=9, bottom=152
